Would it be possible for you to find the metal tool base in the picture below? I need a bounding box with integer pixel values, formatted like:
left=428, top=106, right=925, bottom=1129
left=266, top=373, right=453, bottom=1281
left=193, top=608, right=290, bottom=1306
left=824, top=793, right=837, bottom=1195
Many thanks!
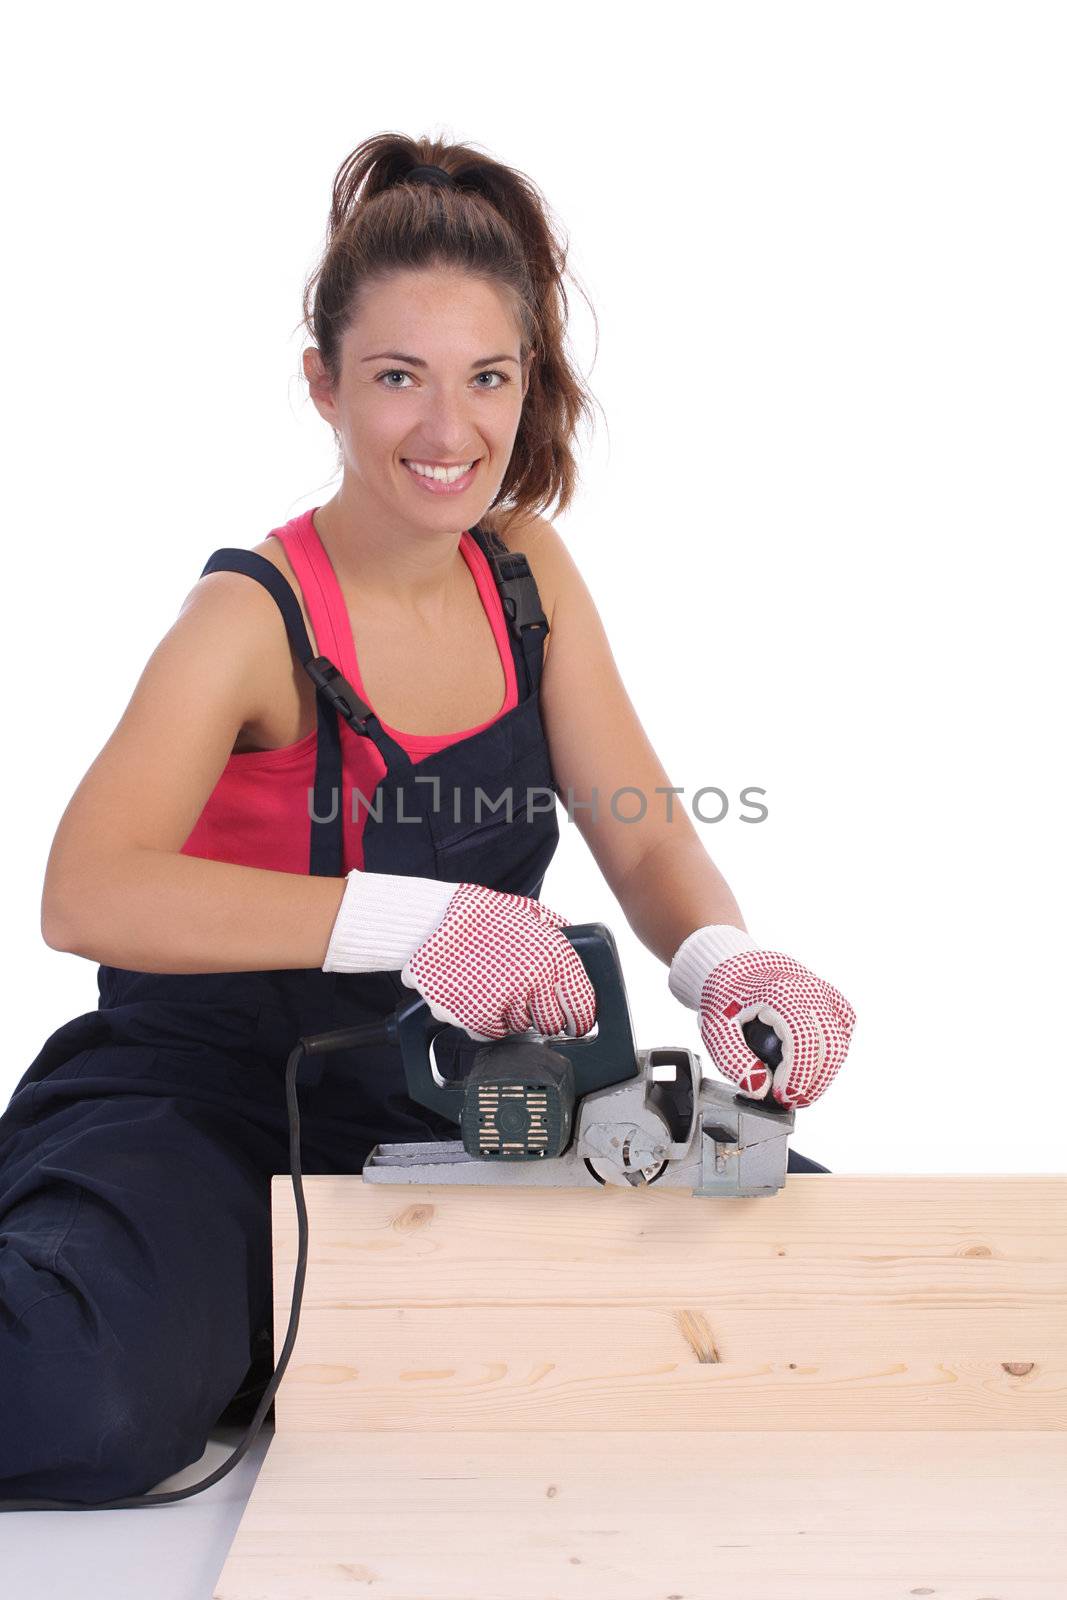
left=363, top=1051, right=796, bottom=1197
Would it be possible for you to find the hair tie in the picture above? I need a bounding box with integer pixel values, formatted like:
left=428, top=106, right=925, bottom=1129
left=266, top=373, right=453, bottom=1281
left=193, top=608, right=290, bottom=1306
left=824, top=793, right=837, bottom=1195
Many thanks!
left=405, top=163, right=457, bottom=190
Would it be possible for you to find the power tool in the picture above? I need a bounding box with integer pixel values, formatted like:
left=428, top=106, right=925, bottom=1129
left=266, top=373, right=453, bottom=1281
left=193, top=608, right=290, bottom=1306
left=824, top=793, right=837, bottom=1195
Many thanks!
left=359, top=922, right=796, bottom=1198
left=1, top=921, right=794, bottom=1512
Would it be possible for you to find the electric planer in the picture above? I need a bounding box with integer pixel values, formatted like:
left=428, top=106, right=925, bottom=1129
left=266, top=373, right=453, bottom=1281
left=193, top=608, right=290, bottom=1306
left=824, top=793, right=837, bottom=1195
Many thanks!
left=309, top=921, right=797, bottom=1198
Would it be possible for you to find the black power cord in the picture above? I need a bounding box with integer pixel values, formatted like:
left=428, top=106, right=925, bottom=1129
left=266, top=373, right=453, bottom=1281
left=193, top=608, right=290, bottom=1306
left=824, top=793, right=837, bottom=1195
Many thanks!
left=0, top=1019, right=391, bottom=1512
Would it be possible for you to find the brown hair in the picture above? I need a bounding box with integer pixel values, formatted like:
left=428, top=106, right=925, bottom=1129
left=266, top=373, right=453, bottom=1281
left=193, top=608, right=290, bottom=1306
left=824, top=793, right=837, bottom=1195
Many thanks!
left=300, top=133, right=602, bottom=538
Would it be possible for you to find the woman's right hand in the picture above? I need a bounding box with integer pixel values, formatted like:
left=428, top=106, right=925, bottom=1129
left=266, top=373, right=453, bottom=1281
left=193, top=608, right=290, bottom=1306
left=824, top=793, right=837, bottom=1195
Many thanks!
left=323, top=869, right=597, bottom=1042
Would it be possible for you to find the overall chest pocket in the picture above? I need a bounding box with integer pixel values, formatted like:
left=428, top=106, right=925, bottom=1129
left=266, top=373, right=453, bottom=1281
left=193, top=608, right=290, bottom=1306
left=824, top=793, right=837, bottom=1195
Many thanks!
left=426, top=739, right=561, bottom=893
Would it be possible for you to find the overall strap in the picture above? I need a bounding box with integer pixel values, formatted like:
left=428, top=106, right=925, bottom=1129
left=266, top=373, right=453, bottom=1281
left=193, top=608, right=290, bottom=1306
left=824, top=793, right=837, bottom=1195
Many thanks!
left=199, top=549, right=415, bottom=878
left=467, top=525, right=550, bottom=700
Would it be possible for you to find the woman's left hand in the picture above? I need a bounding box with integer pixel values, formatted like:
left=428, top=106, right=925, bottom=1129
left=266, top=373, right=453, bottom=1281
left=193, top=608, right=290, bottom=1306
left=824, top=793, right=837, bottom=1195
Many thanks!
left=668, top=924, right=857, bottom=1109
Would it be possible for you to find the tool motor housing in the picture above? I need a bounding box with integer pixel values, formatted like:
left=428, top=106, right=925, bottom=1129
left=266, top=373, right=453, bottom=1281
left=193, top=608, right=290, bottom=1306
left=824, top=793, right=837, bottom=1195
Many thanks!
left=462, top=1039, right=576, bottom=1160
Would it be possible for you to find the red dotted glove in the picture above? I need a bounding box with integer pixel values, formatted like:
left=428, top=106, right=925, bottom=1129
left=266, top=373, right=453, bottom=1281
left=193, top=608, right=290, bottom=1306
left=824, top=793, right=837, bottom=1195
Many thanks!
left=668, top=925, right=856, bottom=1108
left=324, top=870, right=597, bottom=1043
left=403, top=882, right=597, bottom=1041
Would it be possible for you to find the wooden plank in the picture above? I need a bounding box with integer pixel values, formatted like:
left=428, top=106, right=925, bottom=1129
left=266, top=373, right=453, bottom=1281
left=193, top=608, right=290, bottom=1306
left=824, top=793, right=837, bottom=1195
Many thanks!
left=214, top=1428, right=1067, bottom=1599
left=268, top=1175, right=1067, bottom=1432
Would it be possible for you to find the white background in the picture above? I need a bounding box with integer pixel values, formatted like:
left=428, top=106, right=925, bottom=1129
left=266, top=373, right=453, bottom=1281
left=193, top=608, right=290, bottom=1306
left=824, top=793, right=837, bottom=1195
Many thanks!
left=1, top=0, right=1063, bottom=1178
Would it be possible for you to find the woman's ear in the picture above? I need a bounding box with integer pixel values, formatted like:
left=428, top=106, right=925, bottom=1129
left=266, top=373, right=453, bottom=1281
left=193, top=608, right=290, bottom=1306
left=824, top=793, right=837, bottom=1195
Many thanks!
left=303, top=347, right=338, bottom=424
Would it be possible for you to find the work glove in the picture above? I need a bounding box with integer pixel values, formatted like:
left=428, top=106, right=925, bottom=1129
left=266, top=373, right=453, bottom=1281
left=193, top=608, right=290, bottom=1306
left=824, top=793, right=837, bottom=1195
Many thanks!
left=668, top=924, right=856, bottom=1109
left=324, top=869, right=597, bottom=1043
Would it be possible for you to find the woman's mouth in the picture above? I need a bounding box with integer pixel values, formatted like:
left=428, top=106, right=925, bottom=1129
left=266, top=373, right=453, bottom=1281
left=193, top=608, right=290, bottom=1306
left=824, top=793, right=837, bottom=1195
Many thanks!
left=402, top=457, right=480, bottom=495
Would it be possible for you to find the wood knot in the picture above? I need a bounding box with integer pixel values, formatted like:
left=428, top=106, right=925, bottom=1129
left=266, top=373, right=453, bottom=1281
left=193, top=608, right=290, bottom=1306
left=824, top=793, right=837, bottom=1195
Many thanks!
left=1001, top=1361, right=1035, bottom=1377
left=675, top=1309, right=721, bottom=1364
left=392, top=1204, right=435, bottom=1231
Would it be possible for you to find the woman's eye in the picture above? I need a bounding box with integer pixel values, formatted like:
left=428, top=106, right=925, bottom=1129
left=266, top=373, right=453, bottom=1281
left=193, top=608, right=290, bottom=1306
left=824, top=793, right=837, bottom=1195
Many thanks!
left=375, top=369, right=510, bottom=390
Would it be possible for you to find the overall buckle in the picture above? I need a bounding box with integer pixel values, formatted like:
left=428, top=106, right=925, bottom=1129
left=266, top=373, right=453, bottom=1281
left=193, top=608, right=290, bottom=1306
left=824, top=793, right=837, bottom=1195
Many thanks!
left=304, top=656, right=373, bottom=733
left=499, top=567, right=548, bottom=634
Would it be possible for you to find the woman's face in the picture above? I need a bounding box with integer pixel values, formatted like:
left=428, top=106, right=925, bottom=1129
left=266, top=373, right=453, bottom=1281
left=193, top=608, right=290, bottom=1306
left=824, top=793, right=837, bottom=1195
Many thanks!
left=304, top=267, right=530, bottom=527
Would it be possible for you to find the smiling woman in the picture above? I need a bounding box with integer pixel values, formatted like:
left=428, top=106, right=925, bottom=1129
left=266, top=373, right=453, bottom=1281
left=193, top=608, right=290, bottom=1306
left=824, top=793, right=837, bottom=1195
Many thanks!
left=297, top=135, right=599, bottom=548
left=303, top=269, right=531, bottom=538
left=0, top=130, right=854, bottom=1512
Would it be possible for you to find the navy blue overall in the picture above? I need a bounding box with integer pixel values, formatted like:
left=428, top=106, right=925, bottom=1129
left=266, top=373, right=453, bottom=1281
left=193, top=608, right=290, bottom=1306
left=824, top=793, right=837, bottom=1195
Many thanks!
left=0, top=524, right=826, bottom=1505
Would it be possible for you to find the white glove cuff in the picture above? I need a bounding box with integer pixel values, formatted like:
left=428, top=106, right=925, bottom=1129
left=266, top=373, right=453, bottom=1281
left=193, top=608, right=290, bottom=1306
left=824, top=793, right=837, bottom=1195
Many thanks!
left=323, top=869, right=458, bottom=973
left=667, top=923, right=760, bottom=1009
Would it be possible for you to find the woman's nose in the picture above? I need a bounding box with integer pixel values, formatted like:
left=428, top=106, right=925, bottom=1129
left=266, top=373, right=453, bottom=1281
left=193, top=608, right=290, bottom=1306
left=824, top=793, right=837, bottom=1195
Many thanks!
left=416, top=393, right=482, bottom=447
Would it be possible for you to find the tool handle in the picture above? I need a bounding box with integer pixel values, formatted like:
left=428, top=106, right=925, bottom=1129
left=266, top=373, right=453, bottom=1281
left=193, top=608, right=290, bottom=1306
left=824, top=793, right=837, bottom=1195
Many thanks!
left=741, top=1017, right=783, bottom=1071
left=391, top=921, right=641, bottom=1126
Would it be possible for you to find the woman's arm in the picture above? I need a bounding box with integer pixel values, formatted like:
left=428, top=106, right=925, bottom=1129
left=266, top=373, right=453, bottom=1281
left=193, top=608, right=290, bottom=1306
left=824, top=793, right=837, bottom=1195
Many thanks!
left=513, top=514, right=858, bottom=1109
left=601, top=829, right=747, bottom=966
left=515, top=516, right=747, bottom=965
left=42, top=572, right=347, bottom=973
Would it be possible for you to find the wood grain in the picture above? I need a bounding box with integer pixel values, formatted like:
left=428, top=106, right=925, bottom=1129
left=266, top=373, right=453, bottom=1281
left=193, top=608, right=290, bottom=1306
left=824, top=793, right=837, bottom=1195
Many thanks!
left=215, top=1429, right=1067, bottom=1598
left=267, top=1175, right=1067, bottom=1433
left=212, top=1173, right=1067, bottom=1598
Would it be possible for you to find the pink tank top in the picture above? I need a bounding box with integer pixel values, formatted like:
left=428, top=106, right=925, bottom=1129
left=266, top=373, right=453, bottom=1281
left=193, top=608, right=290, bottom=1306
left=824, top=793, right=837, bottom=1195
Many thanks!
left=180, top=507, right=519, bottom=875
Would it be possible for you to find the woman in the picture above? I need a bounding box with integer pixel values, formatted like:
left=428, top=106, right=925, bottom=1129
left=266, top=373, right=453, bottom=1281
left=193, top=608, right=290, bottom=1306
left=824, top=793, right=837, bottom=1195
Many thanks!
left=0, top=134, right=856, bottom=1504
